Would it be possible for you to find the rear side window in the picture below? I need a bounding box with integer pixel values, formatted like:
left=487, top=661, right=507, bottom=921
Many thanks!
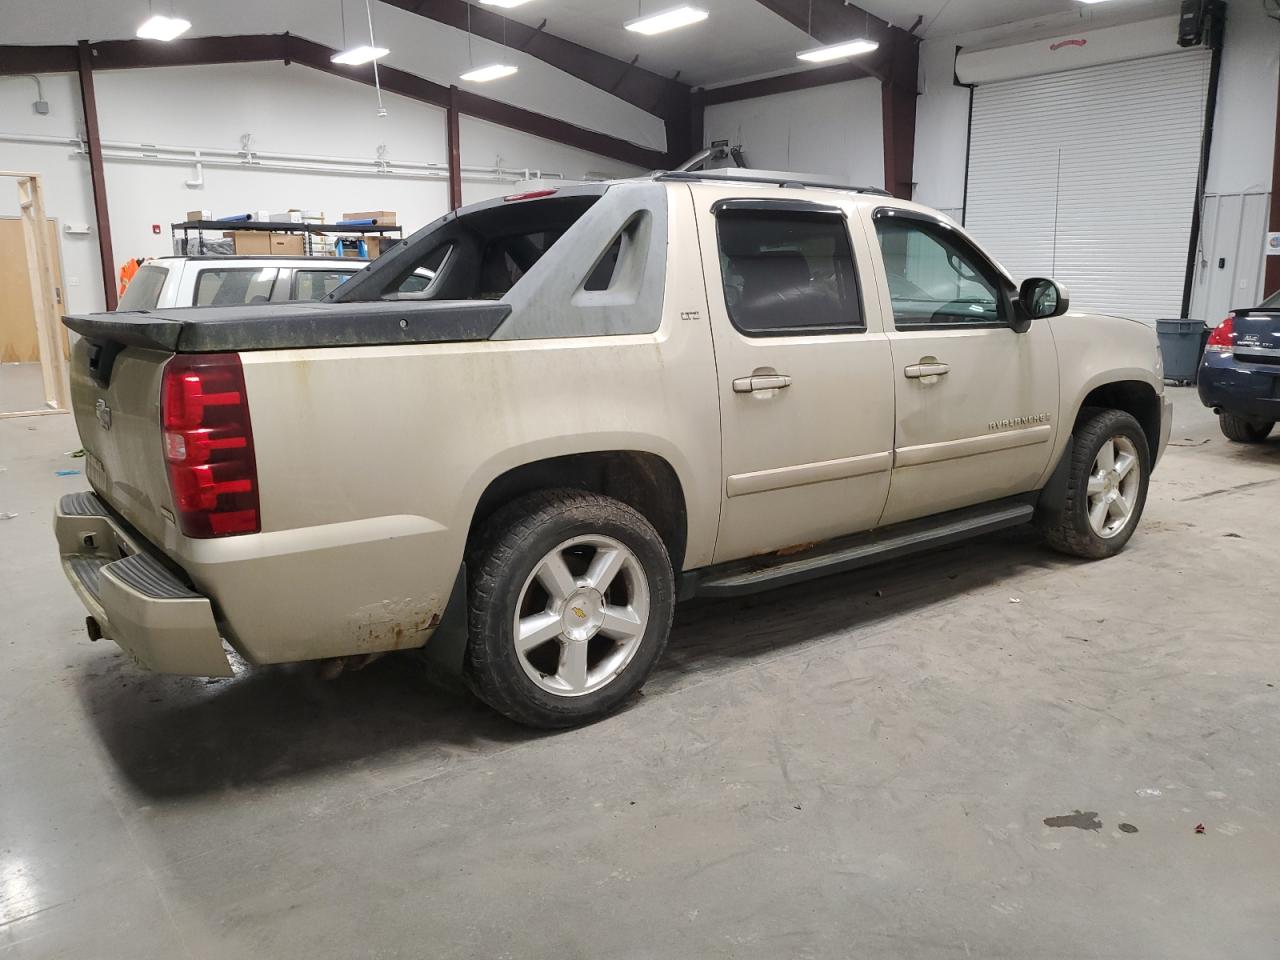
left=117, top=264, right=168, bottom=311
left=293, top=270, right=355, bottom=301
left=716, top=209, right=863, bottom=336
left=194, top=268, right=279, bottom=307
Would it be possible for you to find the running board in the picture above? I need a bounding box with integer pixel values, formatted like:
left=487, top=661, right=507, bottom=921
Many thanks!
left=689, top=499, right=1036, bottom=599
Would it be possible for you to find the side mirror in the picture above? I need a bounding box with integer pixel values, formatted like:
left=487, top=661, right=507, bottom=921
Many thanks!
left=1019, top=277, right=1070, bottom=321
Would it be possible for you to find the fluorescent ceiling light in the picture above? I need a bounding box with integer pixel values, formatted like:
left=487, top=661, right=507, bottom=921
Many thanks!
left=796, top=37, right=879, bottom=62
left=330, top=44, right=390, bottom=65
left=479, top=0, right=535, bottom=6
left=624, top=5, right=709, bottom=35
left=460, top=63, right=518, bottom=82
left=135, top=14, right=192, bottom=41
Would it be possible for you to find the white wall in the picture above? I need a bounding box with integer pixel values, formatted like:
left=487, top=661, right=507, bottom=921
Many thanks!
left=0, top=72, right=103, bottom=314
left=0, top=0, right=665, bottom=151
left=1205, top=0, right=1279, bottom=194
left=703, top=78, right=884, bottom=187
left=0, top=24, right=648, bottom=313
left=912, top=0, right=1279, bottom=216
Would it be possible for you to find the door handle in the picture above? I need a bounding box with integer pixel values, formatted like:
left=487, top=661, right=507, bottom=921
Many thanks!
left=904, top=361, right=951, bottom=379
left=732, top=374, right=792, bottom=393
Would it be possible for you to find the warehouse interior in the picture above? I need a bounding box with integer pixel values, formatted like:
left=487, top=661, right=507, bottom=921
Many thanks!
left=2, top=0, right=1279, bottom=956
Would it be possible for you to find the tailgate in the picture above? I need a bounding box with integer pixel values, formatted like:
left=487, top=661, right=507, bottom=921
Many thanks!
left=1233, top=309, right=1280, bottom=365
left=69, top=336, right=176, bottom=549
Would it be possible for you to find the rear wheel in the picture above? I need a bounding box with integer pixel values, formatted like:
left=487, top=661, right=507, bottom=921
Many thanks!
left=1218, top=412, right=1274, bottom=444
left=1041, top=409, right=1150, bottom=560
left=465, top=489, right=674, bottom=729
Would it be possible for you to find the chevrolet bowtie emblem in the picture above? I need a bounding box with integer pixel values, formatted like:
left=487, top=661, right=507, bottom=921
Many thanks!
left=572, top=607, right=587, bottom=619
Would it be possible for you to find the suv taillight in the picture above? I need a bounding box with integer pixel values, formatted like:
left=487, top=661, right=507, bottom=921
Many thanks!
left=161, top=353, right=260, bottom=538
left=1205, top=313, right=1236, bottom=353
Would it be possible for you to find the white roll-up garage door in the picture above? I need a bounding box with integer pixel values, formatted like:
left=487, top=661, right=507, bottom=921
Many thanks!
left=965, top=51, right=1212, bottom=323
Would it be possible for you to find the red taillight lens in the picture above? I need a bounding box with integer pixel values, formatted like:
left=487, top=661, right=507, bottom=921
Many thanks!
left=160, top=353, right=260, bottom=538
left=1205, top=313, right=1236, bottom=353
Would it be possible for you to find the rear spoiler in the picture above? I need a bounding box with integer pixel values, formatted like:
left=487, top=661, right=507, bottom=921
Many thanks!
left=63, top=300, right=512, bottom=353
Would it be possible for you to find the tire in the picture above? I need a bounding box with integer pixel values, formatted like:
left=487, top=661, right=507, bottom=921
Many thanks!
left=1041, top=408, right=1151, bottom=560
left=464, top=489, right=675, bottom=729
left=1219, top=412, right=1274, bottom=444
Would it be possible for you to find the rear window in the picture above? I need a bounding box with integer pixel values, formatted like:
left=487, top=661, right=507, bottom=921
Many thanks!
left=1261, top=289, right=1280, bottom=309
left=195, top=268, right=279, bottom=306
left=117, top=264, right=168, bottom=311
left=293, top=269, right=356, bottom=301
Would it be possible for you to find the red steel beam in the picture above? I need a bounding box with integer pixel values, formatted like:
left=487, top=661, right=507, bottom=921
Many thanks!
left=76, top=41, right=118, bottom=311
left=447, top=84, right=462, bottom=210
left=701, top=58, right=877, bottom=106
left=880, top=35, right=919, bottom=200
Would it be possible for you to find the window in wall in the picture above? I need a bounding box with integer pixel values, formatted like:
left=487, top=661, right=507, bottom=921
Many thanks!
left=873, top=215, right=1004, bottom=327
left=117, top=265, right=168, bottom=311
left=194, top=268, right=279, bottom=307
left=293, top=270, right=357, bottom=301
left=715, top=209, right=863, bottom=336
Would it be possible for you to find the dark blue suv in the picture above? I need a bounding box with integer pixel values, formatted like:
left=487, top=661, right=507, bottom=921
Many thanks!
left=1199, top=292, right=1280, bottom=443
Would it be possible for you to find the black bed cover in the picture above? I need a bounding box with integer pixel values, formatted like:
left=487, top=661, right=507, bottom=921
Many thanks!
left=62, top=300, right=512, bottom=353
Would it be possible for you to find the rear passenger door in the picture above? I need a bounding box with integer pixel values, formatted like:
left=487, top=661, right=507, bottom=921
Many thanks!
left=693, top=189, right=896, bottom=564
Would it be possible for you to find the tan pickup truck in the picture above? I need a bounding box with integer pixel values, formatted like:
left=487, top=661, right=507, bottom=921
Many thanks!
left=55, top=170, right=1172, bottom=728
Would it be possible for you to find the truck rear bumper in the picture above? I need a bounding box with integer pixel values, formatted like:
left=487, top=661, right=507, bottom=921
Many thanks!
left=55, top=492, right=233, bottom=677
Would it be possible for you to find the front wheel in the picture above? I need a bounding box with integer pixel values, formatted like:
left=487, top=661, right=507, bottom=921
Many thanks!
left=464, top=489, right=675, bottom=729
left=1041, top=409, right=1151, bottom=560
left=1219, top=412, right=1274, bottom=444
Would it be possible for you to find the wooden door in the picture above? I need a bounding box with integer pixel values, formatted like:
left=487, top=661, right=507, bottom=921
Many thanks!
left=0, top=218, right=66, bottom=363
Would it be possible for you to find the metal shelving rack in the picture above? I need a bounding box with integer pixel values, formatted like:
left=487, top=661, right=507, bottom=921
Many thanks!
left=171, top=219, right=403, bottom=257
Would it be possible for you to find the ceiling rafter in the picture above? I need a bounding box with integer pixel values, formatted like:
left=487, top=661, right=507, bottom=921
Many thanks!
left=0, top=35, right=668, bottom=170
left=383, top=0, right=688, bottom=120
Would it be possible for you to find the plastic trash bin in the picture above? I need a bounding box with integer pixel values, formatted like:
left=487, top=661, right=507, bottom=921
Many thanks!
left=1156, top=318, right=1208, bottom=384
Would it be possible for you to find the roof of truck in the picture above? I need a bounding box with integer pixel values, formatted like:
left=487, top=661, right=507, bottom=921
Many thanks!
left=657, top=168, right=892, bottom=197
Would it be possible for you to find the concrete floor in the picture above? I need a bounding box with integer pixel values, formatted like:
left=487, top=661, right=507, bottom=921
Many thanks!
left=1, top=387, right=1277, bottom=959
left=0, top=363, right=48, bottom=415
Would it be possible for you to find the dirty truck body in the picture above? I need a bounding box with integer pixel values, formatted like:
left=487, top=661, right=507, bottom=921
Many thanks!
left=56, top=172, right=1172, bottom=727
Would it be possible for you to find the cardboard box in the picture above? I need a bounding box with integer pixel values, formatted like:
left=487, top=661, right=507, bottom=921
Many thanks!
left=267, top=211, right=304, bottom=224
left=227, top=231, right=306, bottom=256
left=341, top=210, right=397, bottom=225
left=186, top=209, right=212, bottom=222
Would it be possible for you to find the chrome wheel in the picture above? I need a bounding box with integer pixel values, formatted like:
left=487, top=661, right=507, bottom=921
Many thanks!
left=1086, top=435, right=1141, bottom=539
left=513, top=534, right=650, bottom=697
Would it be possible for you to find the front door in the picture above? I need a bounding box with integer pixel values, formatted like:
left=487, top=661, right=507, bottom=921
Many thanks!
left=693, top=188, right=896, bottom=563
left=863, top=208, right=1060, bottom=526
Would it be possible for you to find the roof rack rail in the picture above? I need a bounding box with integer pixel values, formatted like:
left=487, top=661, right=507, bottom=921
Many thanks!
left=657, top=169, right=892, bottom=197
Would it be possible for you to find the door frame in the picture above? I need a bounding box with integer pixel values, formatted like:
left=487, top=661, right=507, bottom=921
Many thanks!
left=1, top=171, right=71, bottom=418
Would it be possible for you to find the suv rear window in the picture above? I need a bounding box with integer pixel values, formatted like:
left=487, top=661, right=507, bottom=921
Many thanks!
left=117, top=264, right=168, bottom=311
left=195, top=268, right=279, bottom=306
left=293, top=269, right=356, bottom=301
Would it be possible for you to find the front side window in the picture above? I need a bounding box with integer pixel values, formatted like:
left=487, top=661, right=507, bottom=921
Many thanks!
left=873, top=214, right=1004, bottom=327
left=716, top=209, right=863, bottom=336
left=117, top=264, right=168, bottom=311
left=194, top=268, right=279, bottom=307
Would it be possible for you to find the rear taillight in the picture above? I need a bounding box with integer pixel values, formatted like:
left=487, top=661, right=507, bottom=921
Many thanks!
left=160, top=353, right=260, bottom=538
left=503, top=188, right=558, bottom=202
left=1205, top=313, right=1236, bottom=353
